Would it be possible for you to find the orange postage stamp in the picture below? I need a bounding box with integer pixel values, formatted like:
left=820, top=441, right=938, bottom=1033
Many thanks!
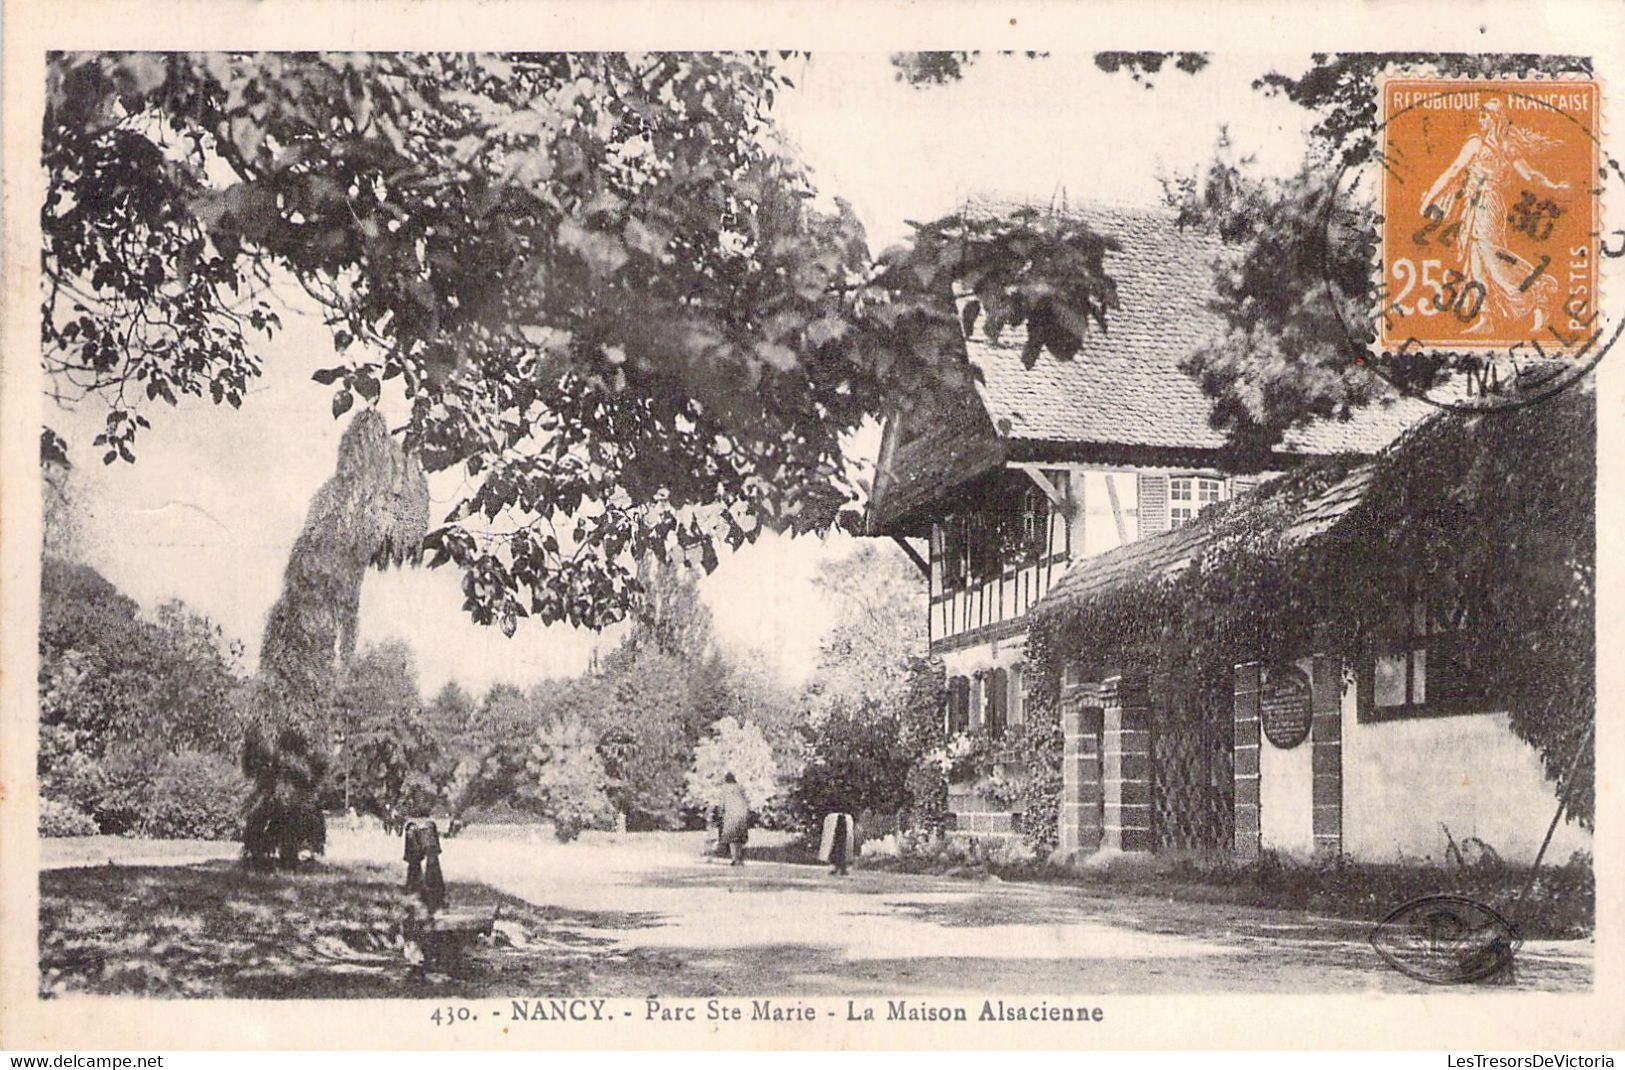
left=1378, top=78, right=1601, bottom=352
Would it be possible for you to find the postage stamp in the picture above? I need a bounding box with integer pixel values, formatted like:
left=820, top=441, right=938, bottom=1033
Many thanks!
left=1376, top=77, right=1603, bottom=355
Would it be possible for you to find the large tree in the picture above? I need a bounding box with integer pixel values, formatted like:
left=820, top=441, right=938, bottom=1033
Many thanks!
left=43, top=51, right=1119, bottom=634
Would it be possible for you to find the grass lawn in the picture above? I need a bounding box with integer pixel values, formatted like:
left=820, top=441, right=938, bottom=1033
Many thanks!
left=40, top=861, right=679, bottom=999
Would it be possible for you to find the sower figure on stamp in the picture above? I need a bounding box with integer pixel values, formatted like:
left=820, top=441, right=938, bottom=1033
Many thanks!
left=717, top=773, right=751, bottom=867
left=1421, top=97, right=1569, bottom=333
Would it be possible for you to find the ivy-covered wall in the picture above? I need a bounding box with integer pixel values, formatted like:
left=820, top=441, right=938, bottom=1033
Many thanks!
left=1014, top=388, right=1595, bottom=856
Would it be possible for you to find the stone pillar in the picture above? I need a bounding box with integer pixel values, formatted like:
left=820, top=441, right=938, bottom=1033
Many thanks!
left=1058, top=684, right=1104, bottom=855
left=1311, top=655, right=1344, bottom=858
left=1233, top=662, right=1262, bottom=860
left=1101, top=675, right=1152, bottom=852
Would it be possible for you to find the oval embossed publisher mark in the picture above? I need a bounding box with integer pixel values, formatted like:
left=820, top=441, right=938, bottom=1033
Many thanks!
left=1370, top=894, right=1522, bottom=983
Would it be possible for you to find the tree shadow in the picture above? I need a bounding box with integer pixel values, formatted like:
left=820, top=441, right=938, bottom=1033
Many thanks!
left=39, top=861, right=672, bottom=999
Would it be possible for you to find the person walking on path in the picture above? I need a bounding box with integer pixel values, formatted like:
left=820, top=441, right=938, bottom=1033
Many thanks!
left=820, top=812, right=854, bottom=876
left=718, top=773, right=751, bottom=867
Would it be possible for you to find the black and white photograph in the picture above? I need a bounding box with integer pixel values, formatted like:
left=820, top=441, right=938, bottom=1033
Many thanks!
left=2, top=2, right=1622, bottom=1052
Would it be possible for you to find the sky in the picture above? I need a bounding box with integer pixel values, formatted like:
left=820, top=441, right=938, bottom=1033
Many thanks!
left=53, top=51, right=1319, bottom=698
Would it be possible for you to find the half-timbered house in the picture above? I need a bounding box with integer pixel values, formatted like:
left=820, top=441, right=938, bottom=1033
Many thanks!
left=864, top=200, right=1427, bottom=839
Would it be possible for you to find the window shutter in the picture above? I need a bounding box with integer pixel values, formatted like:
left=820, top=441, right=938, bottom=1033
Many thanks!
left=988, top=668, right=1009, bottom=738
left=1008, top=664, right=1025, bottom=727
left=947, top=677, right=971, bottom=734
left=1137, top=473, right=1169, bottom=537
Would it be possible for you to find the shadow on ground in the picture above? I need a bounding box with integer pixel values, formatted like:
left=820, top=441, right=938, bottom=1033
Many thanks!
left=39, top=862, right=676, bottom=999
left=39, top=847, right=1594, bottom=998
left=628, top=860, right=1591, bottom=994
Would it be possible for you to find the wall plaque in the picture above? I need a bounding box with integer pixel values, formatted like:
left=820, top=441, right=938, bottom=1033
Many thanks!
left=1260, top=664, right=1313, bottom=749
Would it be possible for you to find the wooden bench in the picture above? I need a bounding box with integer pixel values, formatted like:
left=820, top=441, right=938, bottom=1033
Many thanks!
left=403, top=907, right=499, bottom=968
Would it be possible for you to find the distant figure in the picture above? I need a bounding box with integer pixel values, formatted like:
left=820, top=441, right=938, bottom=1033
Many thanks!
left=403, top=818, right=447, bottom=911
left=718, top=773, right=751, bottom=867
left=820, top=812, right=855, bottom=876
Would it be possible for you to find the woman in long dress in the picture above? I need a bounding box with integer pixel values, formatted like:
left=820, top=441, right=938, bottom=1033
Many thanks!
left=718, top=773, right=751, bottom=867
left=1419, top=97, right=1570, bottom=333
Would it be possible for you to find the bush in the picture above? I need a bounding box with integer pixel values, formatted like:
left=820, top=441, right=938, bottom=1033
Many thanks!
left=789, top=703, right=917, bottom=834
left=685, top=716, right=779, bottom=820
left=523, top=717, right=614, bottom=842
left=140, top=751, right=247, bottom=840
left=39, top=797, right=98, bottom=837
left=64, top=745, right=159, bottom=835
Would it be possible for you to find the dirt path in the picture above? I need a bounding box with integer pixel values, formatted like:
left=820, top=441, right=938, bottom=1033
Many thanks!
left=327, top=831, right=1593, bottom=995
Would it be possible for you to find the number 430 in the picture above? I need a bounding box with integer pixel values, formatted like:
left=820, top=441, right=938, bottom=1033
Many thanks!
left=1389, top=258, right=1486, bottom=322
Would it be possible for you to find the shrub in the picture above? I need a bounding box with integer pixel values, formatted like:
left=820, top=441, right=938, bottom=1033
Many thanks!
left=789, top=702, right=917, bottom=834
left=39, top=797, right=98, bottom=837
left=523, top=717, right=614, bottom=842
left=903, top=757, right=949, bottom=834
left=685, top=716, right=779, bottom=820
left=77, top=745, right=161, bottom=835
left=140, top=751, right=248, bottom=840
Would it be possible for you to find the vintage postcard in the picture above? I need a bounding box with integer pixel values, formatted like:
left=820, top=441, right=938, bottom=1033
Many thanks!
left=2, top=0, right=1623, bottom=1053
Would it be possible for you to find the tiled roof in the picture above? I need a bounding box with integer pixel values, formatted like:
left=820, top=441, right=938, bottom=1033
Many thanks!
left=1030, top=454, right=1375, bottom=617
left=864, top=195, right=1430, bottom=535
left=865, top=380, right=1006, bottom=535
left=961, top=200, right=1430, bottom=455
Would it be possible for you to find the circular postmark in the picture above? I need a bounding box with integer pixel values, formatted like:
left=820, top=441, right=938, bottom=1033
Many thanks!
left=1369, top=893, right=1522, bottom=984
left=1319, top=76, right=1623, bottom=411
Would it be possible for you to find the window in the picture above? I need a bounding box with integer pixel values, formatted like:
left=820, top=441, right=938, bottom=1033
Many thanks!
left=1361, top=595, right=1487, bottom=720
left=1372, top=600, right=1429, bottom=710
left=1019, top=486, right=1050, bottom=561
left=1169, top=476, right=1225, bottom=527
left=1009, top=664, right=1025, bottom=728
left=967, top=514, right=1001, bottom=582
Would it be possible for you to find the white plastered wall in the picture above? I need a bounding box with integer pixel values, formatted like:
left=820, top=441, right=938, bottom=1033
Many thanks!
left=1258, top=656, right=1316, bottom=858
left=1338, top=674, right=1592, bottom=864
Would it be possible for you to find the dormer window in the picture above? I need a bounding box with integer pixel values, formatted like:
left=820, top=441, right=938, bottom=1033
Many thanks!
left=1169, top=476, right=1225, bottom=528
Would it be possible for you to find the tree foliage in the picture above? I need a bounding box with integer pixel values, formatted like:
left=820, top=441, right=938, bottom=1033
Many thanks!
left=685, top=715, right=780, bottom=818
left=43, top=51, right=1124, bottom=633
left=1092, top=51, right=1211, bottom=86
left=522, top=715, right=614, bottom=841
left=791, top=544, right=945, bottom=833
left=241, top=725, right=329, bottom=866
left=556, top=650, right=703, bottom=828
left=334, top=640, right=439, bottom=818
left=805, top=542, right=927, bottom=712
left=38, top=557, right=250, bottom=834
